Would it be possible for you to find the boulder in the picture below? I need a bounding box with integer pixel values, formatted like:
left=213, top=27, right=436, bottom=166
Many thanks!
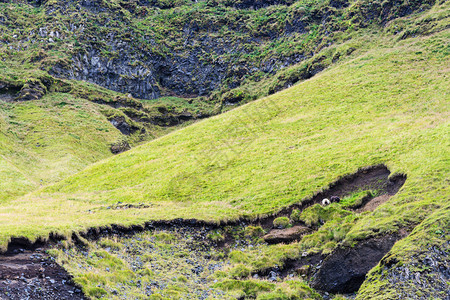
left=263, top=226, right=311, bottom=244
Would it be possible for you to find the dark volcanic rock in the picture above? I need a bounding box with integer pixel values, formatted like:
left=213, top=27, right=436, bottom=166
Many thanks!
left=0, top=250, right=85, bottom=300
left=2, top=0, right=434, bottom=104
left=15, top=81, right=46, bottom=101
left=311, top=234, right=404, bottom=293
left=372, top=242, right=450, bottom=299
left=52, top=52, right=161, bottom=100
left=109, top=116, right=140, bottom=135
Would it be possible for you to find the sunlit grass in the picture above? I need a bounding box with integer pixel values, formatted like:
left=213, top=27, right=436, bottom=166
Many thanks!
left=0, top=27, right=447, bottom=252
left=0, top=93, right=122, bottom=201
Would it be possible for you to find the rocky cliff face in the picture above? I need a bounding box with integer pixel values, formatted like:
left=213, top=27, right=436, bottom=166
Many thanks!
left=47, top=0, right=305, bottom=100
left=52, top=50, right=161, bottom=100
left=0, top=0, right=433, bottom=103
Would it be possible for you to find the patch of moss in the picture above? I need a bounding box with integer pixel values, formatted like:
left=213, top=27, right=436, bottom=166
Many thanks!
left=214, top=279, right=275, bottom=298
left=300, top=204, right=352, bottom=227
left=290, top=209, right=301, bottom=222
left=273, top=217, right=292, bottom=229
left=229, top=264, right=252, bottom=279
left=207, top=230, right=225, bottom=242
left=340, top=190, right=374, bottom=208
left=256, top=279, right=321, bottom=299
left=244, top=225, right=265, bottom=237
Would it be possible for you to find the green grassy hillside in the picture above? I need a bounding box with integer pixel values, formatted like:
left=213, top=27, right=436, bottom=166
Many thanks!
left=0, top=92, right=123, bottom=201
left=1, top=5, right=447, bottom=243
left=1, top=0, right=446, bottom=207
left=0, top=52, right=189, bottom=202
left=0, top=1, right=448, bottom=298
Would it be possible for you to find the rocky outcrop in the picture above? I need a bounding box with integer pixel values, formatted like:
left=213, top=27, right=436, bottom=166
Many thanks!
left=110, top=140, right=131, bottom=154
left=263, top=226, right=311, bottom=244
left=311, top=234, right=406, bottom=293
left=0, top=80, right=46, bottom=101
left=43, top=0, right=324, bottom=100
left=366, top=242, right=450, bottom=300
left=15, top=81, right=46, bottom=101
left=50, top=36, right=246, bottom=100
left=52, top=52, right=161, bottom=100
left=0, top=250, right=85, bottom=300
left=109, top=116, right=141, bottom=135
left=48, top=0, right=430, bottom=102
left=2, top=0, right=436, bottom=111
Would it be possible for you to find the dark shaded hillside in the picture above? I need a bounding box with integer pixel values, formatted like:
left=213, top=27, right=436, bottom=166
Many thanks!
left=0, top=0, right=435, bottom=105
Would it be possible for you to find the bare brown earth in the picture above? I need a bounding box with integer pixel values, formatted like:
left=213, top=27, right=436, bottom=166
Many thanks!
left=357, top=194, right=391, bottom=212
left=0, top=249, right=84, bottom=300
left=263, top=225, right=311, bottom=244
left=254, top=165, right=407, bottom=229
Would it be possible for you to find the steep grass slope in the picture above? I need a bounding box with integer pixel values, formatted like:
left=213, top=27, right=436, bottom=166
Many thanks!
left=0, top=93, right=123, bottom=201
left=1, top=8, right=448, bottom=245
left=1, top=0, right=445, bottom=203
left=0, top=48, right=190, bottom=202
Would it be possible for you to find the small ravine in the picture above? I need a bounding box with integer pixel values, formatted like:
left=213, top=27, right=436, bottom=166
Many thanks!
left=0, top=165, right=410, bottom=299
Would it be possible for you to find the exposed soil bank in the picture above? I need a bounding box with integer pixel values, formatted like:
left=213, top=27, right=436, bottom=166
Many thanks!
left=253, top=230, right=411, bottom=294
left=2, top=164, right=406, bottom=255
left=311, top=232, right=409, bottom=293
left=254, top=164, right=406, bottom=229
left=0, top=249, right=85, bottom=300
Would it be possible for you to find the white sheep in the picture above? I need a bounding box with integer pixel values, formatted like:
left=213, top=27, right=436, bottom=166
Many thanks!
left=322, top=198, right=331, bottom=206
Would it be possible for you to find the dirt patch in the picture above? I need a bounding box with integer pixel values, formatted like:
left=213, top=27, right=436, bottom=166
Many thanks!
left=253, top=164, right=406, bottom=230
left=357, top=194, right=390, bottom=212
left=263, top=225, right=311, bottom=244
left=0, top=249, right=85, bottom=300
